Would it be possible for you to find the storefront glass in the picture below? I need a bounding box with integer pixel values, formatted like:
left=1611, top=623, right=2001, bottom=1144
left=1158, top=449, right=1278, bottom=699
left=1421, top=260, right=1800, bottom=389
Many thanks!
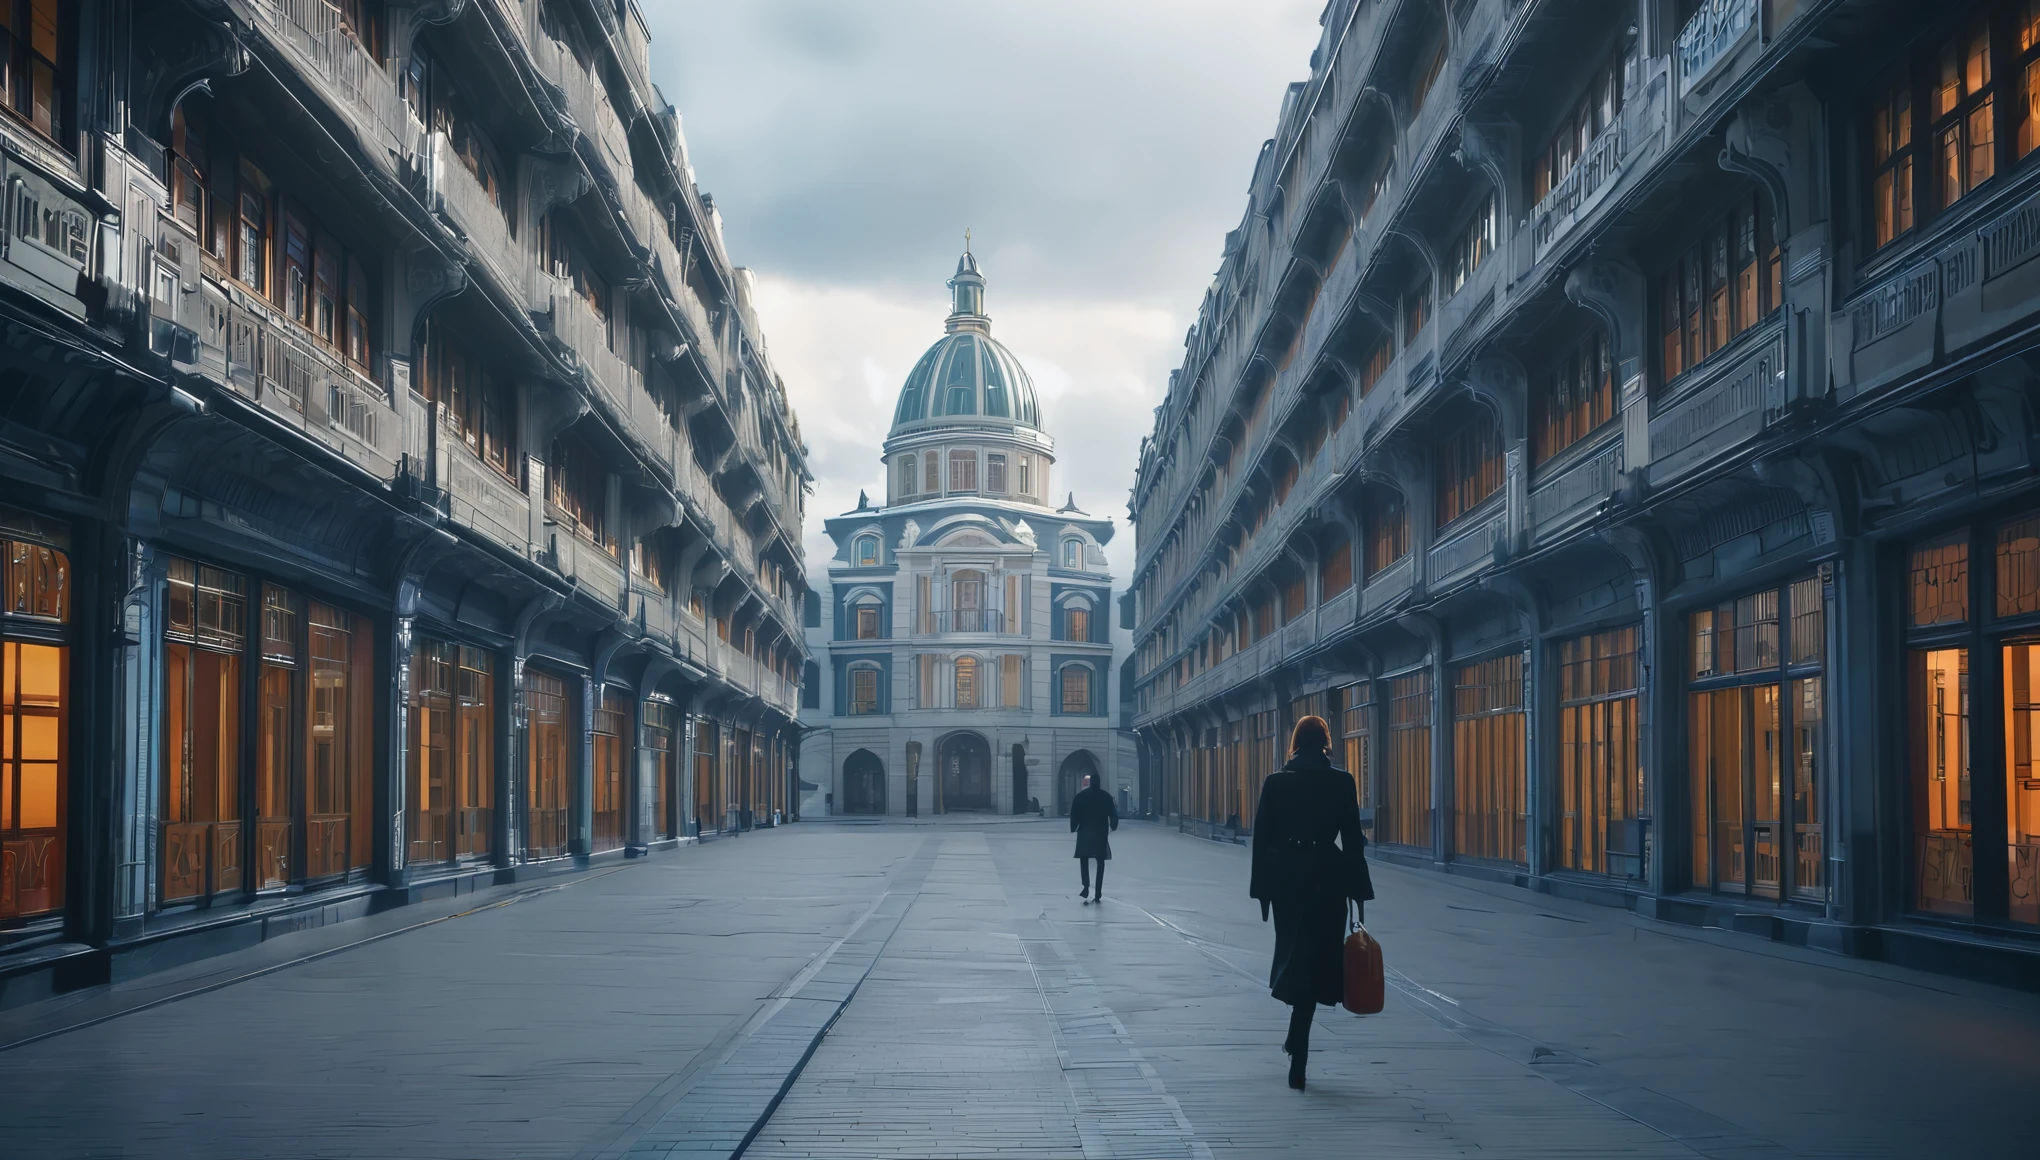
left=163, top=559, right=245, bottom=902
left=2, top=536, right=69, bottom=923
left=646, top=699, right=676, bottom=839
left=592, top=686, right=629, bottom=851
left=526, top=670, right=569, bottom=859
left=407, top=641, right=494, bottom=866
left=1557, top=626, right=1641, bottom=875
left=1453, top=654, right=1526, bottom=864
left=1382, top=671, right=1432, bottom=850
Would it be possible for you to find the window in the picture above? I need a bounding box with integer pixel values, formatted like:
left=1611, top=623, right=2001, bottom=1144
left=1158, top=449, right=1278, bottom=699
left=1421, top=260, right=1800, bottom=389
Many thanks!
left=952, top=570, right=986, bottom=632
left=855, top=604, right=881, bottom=640
left=898, top=457, right=916, bottom=497
left=1435, top=417, right=1504, bottom=527
left=1445, top=194, right=1497, bottom=295
left=1453, top=654, right=1526, bottom=865
left=850, top=667, right=880, bottom=715
left=1001, top=654, right=1024, bottom=708
left=986, top=453, right=1008, bottom=493
left=1, top=536, right=68, bottom=922
left=1060, top=665, right=1092, bottom=714
left=1558, top=626, right=1642, bottom=875
left=547, top=436, right=611, bottom=555
left=1690, top=576, right=1824, bottom=901
left=1281, top=575, right=1308, bottom=624
left=237, top=161, right=269, bottom=293
left=1933, top=14, right=1995, bottom=211
left=162, top=558, right=246, bottom=902
left=1533, top=329, right=1616, bottom=464
left=305, top=601, right=372, bottom=879
left=1340, top=682, right=1373, bottom=810
left=924, top=451, right=940, bottom=493
left=1359, top=339, right=1392, bottom=397
left=0, top=0, right=70, bottom=143
left=955, top=656, right=980, bottom=709
left=633, top=536, right=667, bottom=591
left=1018, top=454, right=1033, bottom=497
left=1402, top=280, right=1431, bottom=345
left=1868, top=74, right=1916, bottom=248
left=1066, top=605, right=1091, bottom=642
left=1062, top=538, right=1084, bottom=570
left=422, top=319, right=519, bottom=482
left=526, top=669, right=569, bottom=859
left=2019, top=2, right=2040, bottom=158
left=948, top=449, right=978, bottom=492
left=1531, top=44, right=1628, bottom=203
left=406, top=641, right=494, bottom=865
left=1363, top=488, right=1408, bottom=579
left=854, top=535, right=879, bottom=568
left=1383, top=671, right=1432, bottom=849
left=1656, top=191, right=1780, bottom=385
left=646, top=699, right=678, bottom=839
left=1320, top=537, right=1353, bottom=598
left=591, top=688, right=629, bottom=852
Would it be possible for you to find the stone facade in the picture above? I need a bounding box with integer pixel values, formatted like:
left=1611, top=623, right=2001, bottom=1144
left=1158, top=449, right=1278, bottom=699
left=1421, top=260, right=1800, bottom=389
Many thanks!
left=799, top=254, right=1132, bottom=818
left=0, top=0, right=808, bottom=1004
left=1130, top=0, right=2040, bottom=983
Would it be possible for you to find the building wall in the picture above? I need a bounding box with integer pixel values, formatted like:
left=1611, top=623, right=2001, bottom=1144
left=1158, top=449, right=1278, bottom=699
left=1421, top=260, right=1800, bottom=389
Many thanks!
left=0, top=0, right=810, bottom=1004
left=1130, top=0, right=2040, bottom=982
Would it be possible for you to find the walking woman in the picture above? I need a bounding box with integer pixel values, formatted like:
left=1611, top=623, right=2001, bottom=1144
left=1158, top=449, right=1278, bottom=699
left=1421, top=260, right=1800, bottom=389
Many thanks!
left=1249, top=715, right=1373, bottom=1090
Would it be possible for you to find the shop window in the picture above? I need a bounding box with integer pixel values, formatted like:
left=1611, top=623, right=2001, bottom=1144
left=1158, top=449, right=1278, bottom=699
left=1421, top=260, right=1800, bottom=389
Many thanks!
left=646, top=700, right=677, bottom=839
left=0, top=0, right=71, bottom=143
left=1060, top=665, right=1092, bottom=714
left=1655, top=191, right=1780, bottom=386
left=1435, top=415, right=1504, bottom=527
left=1689, top=576, right=1825, bottom=900
left=1383, top=671, right=1432, bottom=850
left=163, top=559, right=246, bottom=903
left=526, top=669, right=569, bottom=859
left=1340, top=682, right=1372, bottom=810
left=694, top=718, right=720, bottom=831
left=955, top=656, right=980, bottom=709
left=1, top=536, right=68, bottom=922
left=1557, top=626, right=1642, bottom=876
left=1533, top=329, right=1616, bottom=465
left=406, top=641, right=495, bottom=866
left=1363, top=488, right=1408, bottom=579
left=306, top=601, right=372, bottom=879
left=1453, top=654, right=1526, bottom=865
left=592, top=687, right=630, bottom=853
left=849, top=666, right=880, bottom=715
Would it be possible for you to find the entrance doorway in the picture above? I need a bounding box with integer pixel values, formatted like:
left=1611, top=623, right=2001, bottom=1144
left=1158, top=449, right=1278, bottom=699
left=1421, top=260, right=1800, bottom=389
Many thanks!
left=939, top=732, right=993, bottom=811
left=844, top=749, right=886, bottom=814
left=1012, top=744, right=1029, bottom=813
left=1058, top=750, right=1098, bottom=816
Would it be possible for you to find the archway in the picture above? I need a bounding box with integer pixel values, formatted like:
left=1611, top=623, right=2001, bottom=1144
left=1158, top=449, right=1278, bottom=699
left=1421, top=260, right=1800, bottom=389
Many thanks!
left=938, top=732, right=993, bottom=811
left=843, top=749, right=886, bottom=815
left=1058, top=750, right=1099, bottom=816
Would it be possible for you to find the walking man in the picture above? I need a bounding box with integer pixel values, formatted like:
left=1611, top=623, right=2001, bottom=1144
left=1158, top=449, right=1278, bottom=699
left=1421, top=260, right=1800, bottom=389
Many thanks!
left=1070, top=774, right=1118, bottom=904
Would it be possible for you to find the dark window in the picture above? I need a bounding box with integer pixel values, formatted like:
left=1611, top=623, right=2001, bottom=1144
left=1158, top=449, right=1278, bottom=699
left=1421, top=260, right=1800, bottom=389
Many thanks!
left=1363, top=488, right=1408, bottom=579
left=1435, top=417, right=1504, bottom=527
left=1533, top=329, right=1616, bottom=464
left=1656, top=191, right=1780, bottom=386
left=0, top=0, right=71, bottom=145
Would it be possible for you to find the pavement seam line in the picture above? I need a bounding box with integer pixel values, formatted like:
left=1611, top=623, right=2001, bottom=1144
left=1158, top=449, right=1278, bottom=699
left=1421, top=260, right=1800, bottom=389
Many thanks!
left=0, top=867, right=629, bottom=1055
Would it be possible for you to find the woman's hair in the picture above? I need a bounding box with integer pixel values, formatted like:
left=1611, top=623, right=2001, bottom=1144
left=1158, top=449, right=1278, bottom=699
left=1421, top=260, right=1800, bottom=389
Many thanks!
left=1289, top=715, right=1331, bottom=757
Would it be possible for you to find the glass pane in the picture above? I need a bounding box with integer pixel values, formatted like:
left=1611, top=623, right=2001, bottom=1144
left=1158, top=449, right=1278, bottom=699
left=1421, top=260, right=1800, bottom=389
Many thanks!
left=1789, top=576, right=1824, bottom=665
left=1913, top=648, right=1973, bottom=915
left=1999, top=516, right=2040, bottom=617
left=1753, top=685, right=1782, bottom=897
left=1793, top=677, right=1825, bottom=900
left=1911, top=537, right=1969, bottom=626
left=2004, top=643, right=2040, bottom=924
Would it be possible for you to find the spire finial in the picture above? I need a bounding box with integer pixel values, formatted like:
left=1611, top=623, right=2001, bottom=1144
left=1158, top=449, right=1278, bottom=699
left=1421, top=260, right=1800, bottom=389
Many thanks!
left=964, top=227, right=972, bottom=253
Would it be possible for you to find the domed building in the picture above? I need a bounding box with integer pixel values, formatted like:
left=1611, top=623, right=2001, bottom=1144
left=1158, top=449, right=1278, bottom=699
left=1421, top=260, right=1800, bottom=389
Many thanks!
left=798, top=250, right=1131, bottom=817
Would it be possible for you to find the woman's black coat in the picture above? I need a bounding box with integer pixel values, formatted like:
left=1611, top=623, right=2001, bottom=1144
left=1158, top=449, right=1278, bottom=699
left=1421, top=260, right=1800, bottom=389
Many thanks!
left=1249, top=749, right=1374, bottom=1007
left=1069, top=785, right=1118, bottom=860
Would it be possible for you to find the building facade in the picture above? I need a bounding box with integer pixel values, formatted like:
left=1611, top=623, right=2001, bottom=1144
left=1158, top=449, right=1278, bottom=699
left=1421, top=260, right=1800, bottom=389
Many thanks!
left=1131, top=0, right=2040, bottom=984
left=0, top=0, right=810, bottom=1006
left=799, top=253, right=1131, bottom=818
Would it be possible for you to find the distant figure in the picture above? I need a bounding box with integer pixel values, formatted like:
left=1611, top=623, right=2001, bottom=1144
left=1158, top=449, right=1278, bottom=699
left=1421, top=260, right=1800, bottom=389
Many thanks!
left=1069, top=774, right=1118, bottom=904
left=1250, top=715, right=1373, bottom=1092
left=1029, top=796, right=1042, bottom=815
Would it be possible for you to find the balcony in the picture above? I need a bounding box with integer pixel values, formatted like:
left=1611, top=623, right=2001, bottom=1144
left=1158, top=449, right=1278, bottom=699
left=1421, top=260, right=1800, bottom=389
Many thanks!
left=921, top=610, right=1020, bottom=636
left=246, top=0, right=413, bottom=173
left=531, top=34, right=634, bottom=193
left=1675, top=0, right=1761, bottom=99
left=1427, top=504, right=1507, bottom=592
left=1529, top=121, right=1627, bottom=265
left=197, top=278, right=401, bottom=481
left=428, top=133, right=528, bottom=311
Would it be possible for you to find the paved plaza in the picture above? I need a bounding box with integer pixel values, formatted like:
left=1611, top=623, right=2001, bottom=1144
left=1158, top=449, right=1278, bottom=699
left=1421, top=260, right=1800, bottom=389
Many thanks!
left=1, top=820, right=2035, bottom=1159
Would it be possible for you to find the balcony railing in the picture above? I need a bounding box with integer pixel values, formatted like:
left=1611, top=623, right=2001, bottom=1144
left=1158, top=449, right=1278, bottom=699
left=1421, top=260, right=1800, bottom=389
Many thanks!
left=1530, top=119, right=1628, bottom=263
left=429, top=132, right=527, bottom=309
left=249, top=0, right=412, bottom=170
left=921, top=609, right=1018, bottom=635
left=1676, top=0, right=1760, bottom=98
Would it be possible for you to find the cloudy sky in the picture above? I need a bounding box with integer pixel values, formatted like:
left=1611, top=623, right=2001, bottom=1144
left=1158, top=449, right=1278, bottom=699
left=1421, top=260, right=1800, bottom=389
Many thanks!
left=640, top=1, right=1327, bottom=587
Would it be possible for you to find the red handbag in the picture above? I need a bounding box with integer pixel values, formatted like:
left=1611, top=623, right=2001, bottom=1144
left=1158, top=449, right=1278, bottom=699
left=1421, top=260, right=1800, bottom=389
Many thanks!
left=1342, top=906, right=1384, bottom=1015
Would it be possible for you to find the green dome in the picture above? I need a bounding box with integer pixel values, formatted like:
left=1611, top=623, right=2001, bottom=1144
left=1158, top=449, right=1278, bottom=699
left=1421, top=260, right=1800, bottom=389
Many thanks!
left=889, top=251, right=1044, bottom=435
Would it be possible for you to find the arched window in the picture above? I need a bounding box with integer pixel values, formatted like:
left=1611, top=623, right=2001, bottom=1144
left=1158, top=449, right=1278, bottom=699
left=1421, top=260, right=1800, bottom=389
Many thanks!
left=1059, top=664, right=1092, bottom=714
left=955, top=656, right=980, bottom=709
left=1065, top=603, right=1091, bottom=643
left=1061, top=538, right=1084, bottom=570
left=951, top=569, right=986, bottom=633
left=854, top=535, right=880, bottom=567
left=848, top=666, right=881, bottom=715
left=897, top=457, right=916, bottom=496
left=853, top=596, right=884, bottom=640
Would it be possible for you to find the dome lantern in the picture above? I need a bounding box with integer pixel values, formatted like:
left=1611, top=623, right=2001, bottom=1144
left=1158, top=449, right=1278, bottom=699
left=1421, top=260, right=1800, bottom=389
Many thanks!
left=887, top=249, right=1045, bottom=438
